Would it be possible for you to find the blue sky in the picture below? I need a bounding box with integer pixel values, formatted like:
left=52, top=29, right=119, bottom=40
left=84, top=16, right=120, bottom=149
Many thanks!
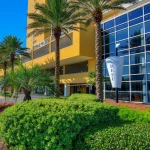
left=0, top=0, right=28, bottom=47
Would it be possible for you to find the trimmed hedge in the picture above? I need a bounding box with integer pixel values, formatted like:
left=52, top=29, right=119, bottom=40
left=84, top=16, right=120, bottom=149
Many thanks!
left=118, top=107, right=150, bottom=123
left=75, top=122, right=150, bottom=150
left=0, top=99, right=118, bottom=150
left=68, top=94, right=98, bottom=102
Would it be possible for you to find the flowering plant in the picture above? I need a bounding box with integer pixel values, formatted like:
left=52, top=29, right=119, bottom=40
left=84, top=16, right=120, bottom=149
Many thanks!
left=0, top=102, right=14, bottom=112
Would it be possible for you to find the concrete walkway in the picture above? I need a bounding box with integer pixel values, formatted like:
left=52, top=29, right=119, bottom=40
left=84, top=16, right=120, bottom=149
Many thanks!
left=0, top=93, right=49, bottom=103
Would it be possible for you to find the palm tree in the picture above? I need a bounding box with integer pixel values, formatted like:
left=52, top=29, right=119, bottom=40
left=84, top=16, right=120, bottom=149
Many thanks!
left=0, top=55, right=9, bottom=77
left=27, top=0, right=85, bottom=97
left=0, top=36, right=30, bottom=72
left=73, top=0, right=136, bottom=102
left=1, top=63, right=54, bottom=101
left=0, top=55, right=9, bottom=100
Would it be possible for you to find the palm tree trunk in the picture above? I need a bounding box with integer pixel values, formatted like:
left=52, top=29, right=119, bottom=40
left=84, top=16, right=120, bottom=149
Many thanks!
left=23, top=89, right=31, bottom=101
left=55, top=36, right=60, bottom=97
left=3, top=62, right=7, bottom=101
left=3, top=62, right=7, bottom=77
left=95, top=23, right=103, bottom=102
left=11, top=60, right=14, bottom=72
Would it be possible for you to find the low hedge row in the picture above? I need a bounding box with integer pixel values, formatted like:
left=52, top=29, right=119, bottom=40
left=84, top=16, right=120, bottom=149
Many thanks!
left=68, top=94, right=98, bottom=102
left=0, top=99, right=118, bottom=150
left=118, top=107, right=150, bottom=123
left=74, top=122, right=150, bottom=150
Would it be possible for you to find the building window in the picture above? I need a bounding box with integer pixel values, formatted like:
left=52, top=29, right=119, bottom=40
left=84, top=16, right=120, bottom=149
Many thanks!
left=130, top=35, right=144, bottom=48
left=116, top=29, right=128, bottom=41
left=144, top=4, right=150, bottom=15
left=65, top=61, right=88, bottom=74
left=116, top=14, right=127, bottom=25
left=145, top=21, right=150, bottom=33
left=104, top=19, right=114, bottom=30
left=129, top=8, right=143, bottom=20
left=130, top=53, right=145, bottom=64
left=129, top=23, right=144, bottom=37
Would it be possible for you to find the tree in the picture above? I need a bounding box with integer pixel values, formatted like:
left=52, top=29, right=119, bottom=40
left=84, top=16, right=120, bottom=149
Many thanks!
left=27, top=0, right=85, bottom=97
left=0, top=36, right=30, bottom=72
left=73, top=0, right=136, bottom=102
left=0, top=55, right=10, bottom=101
left=0, top=64, right=54, bottom=101
left=0, top=55, right=9, bottom=77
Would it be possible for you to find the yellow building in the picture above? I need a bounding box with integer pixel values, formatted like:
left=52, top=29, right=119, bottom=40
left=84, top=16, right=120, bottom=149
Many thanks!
left=24, top=0, right=150, bottom=103
left=24, top=0, right=96, bottom=96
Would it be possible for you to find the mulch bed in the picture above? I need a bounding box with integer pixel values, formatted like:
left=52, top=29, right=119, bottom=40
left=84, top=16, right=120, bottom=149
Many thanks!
left=104, top=99, right=149, bottom=111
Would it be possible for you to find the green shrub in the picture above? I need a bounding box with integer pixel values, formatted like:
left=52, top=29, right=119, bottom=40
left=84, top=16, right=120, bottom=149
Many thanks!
left=68, top=94, right=98, bottom=102
left=0, top=92, right=12, bottom=97
left=74, top=122, right=150, bottom=150
left=118, top=108, right=150, bottom=123
left=0, top=99, right=118, bottom=150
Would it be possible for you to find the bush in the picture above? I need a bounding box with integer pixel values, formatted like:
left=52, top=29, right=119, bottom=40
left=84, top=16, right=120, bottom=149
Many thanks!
left=0, top=92, right=13, bottom=97
left=0, top=102, right=14, bottom=112
left=68, top=94, right=98, bottom=102
left=0, top=99, right=118, bottom=150
left=74, top=122, right=150, bottom=150
left=118, top=107, right=150, bottom=123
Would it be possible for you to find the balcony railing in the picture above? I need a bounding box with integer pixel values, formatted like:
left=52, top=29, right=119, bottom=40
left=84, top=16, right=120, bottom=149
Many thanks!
left=23, top=32, right=73, bottom=63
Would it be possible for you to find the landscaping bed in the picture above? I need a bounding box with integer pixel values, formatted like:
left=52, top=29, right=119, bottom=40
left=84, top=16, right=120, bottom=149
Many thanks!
left=0, top=94, right=149, bottom=150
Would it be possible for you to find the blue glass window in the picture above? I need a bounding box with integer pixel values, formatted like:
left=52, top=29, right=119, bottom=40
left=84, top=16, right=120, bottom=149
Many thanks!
left=146, top=33, right=150, bottom=45
left=116, top=40, right=128, bottom=51
left=116, top=29, right=128, bottom=41
left=147, top=74, right=150, bottom=80
left=129, top=24, right=144, bottom=37
left=130, top=47, right=144, bottom=54
left=104, top=20, right=114, bottom=30
left=105, top=53, right=115, bottom=58
left=130, top=35, right=144, bottom=48
left=130, top=53, right=145, bottom=64
left=105, top=44, right=115, bottom=54
left=116, top=23, right=128, bottom=31
left=147, top=53, right=150, bottom=62
left=144, top=14, right=150, bottom=21
left=103, top=28, right=115, bottom=36
left=129, top=17, right=143, bottom=26
left=123, top=66, right=129, bottom=75
left=105, top=33, right=115, bottom=45
left=147, top=64, right=150, bottom=73
left=144, top=4, right=150, bottom=15
left=146, top=45, right=150, bottom=51
left=131, top=64, right=145, bottom=74
left=121, top=82, right=130, bottom=91
left=129, top=8, right=143, bottom=20
left=131, top=82, right=143, bottom=91
left=117, top=50, right=129, bottom=56
left=131, top=75, right=145, bottom=81
left=103, top=69, right=105, bottom=76
left=122, top=76, right=129, bottom=81
left=124, top=56, right=129, bottom=65
left=116, top=14, right=127, bottom=25
left=145, top=21, right=150, bottom=33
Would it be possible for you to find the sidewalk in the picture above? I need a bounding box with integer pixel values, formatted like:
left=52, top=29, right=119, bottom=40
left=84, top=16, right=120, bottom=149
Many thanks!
left=0, top=93, right=49, bottom=103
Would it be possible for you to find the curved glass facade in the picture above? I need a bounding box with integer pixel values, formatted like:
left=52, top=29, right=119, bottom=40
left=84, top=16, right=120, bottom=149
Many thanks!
left=102, top=3, right=150, bottom=103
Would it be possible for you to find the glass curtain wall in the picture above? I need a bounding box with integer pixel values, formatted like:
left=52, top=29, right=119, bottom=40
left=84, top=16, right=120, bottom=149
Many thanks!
left=101, top=3, right=150, bottom=103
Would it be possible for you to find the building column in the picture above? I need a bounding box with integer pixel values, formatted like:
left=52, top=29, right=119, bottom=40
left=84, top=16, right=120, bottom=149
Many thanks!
left=64, top=84, right=70, bottom=97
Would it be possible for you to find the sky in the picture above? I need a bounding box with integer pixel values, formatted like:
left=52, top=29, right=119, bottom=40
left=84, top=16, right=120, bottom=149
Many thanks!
left=0, top=0, right=28, bottom=47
